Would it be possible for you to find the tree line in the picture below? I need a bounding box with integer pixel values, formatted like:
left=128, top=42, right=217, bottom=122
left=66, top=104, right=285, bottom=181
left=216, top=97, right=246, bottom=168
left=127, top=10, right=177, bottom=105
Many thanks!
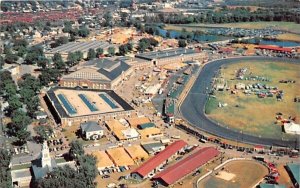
left=146, top=7, right=300, bottom=24
left=0, top=71, right=41, bottom=145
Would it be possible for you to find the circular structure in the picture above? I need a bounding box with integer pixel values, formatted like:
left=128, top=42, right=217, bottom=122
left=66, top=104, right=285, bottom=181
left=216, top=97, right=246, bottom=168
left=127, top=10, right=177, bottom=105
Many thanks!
left=198, top=160, right=268, bottom=188
left=180, top=56, right=299, bottom=147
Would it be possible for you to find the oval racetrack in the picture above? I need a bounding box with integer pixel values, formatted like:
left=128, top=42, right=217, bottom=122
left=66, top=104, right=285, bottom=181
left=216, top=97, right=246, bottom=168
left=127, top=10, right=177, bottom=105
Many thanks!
left=180, top=56, right=299, bottom=148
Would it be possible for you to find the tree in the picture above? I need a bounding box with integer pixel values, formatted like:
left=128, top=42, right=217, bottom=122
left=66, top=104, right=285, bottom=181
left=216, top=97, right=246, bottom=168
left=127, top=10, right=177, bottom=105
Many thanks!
left=53, top=36, right=69, bottom=47
left=0, top=71, right=16, bottom=97
left=16, top=129, right=30, bottom=145
left=127, top=43, right=133, bottom=51
left=69, top=140, right=84, bottom=160
left=96, top=48, right=104, bottom=57
left=74, top=51, right=83, bottom=62
left=13, top=38, right=28, bottom=49
left=178, top=39, right=187, bottom=47
left=5, top=53, right=19, bottom=64
left=78, top=26, right=90, bottom=38
left=27, top=96, right=40, bottom=116
left=16, top=46, right=27, bottom=57
left=107, top=47, right=115, bottom=56
left=118, top=44, right=128, bottom=56
left=78, top=155, right=97, bottom=186
left=63, top=21, right=72, bottom=33
left=67, top=52, right=77, bottom=66
left=11, top=110, right=31, bottom=130
left=4, top=81, right=17, bottom=96
left=39, top=70, right=51, bottom=86
left=138, top=41, right=148, bottom=52
left=52, top=53, right=65, bottom=69
left=19, top=74, right=41, bottom=93
left=25, top=46, right=44, bottom=64
left=37, top=57, right=49, bottom=69
left=39, top=68, right=61, bottom=86
left=87, top=49, right=96, bottom=60
left=0, top=56, right=3, bottom=69
left=103, top=11, right=113, bottom=27
left=7, top=95, right=22, bottom=112
left=52, top=53, right=63, bottom=64
left=0, top=149, right=12, bottom=188
left=19, top=88, right=35, bottom=104
left=34, top=125, right=53, bottom=142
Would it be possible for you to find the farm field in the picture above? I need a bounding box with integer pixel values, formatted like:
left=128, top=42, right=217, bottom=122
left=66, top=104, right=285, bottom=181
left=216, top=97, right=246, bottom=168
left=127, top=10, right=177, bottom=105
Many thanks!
left=165, top=22, right=300, bottom=34
left=198, top=160, right=268, bottom=188
left=274, top=33, right=300, bottom=43
left=205, top=61, right=300, bottom=139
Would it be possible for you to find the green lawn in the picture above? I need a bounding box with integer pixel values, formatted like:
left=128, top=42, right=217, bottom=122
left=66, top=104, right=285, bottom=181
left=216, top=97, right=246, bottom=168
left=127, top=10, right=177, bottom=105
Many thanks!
left=165, top=21, right=300, bottom=34
left=205, top=97, right=219, bottom=114
left=11, top=163, right=31, bottom=170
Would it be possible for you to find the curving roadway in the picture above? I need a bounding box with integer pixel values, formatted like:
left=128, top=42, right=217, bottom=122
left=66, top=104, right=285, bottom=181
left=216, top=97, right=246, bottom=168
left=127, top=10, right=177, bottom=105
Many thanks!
left=180, top=56, right=299, bottom=148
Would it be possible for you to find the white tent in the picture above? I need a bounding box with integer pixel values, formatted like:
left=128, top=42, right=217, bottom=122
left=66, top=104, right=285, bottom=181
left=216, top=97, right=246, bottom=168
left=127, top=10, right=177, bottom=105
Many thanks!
left=122, top=128, right=140, bottom=139
left=284, top=122, right=300, bottom=135
left=144, top=84, right=161, bottom=95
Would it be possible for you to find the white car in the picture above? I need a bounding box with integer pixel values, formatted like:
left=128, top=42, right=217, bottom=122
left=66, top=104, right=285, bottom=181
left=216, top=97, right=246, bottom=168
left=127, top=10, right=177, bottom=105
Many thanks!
left=148, top=173, right=155, bottom=179
left=107, top=183, right=116, bottom=188
left=158, top=167, right=164, bottom=172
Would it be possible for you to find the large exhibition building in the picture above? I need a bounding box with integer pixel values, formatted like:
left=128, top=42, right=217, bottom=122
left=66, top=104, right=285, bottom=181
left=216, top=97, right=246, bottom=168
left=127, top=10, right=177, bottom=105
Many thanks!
left=45, top=87, right=135, bottom=127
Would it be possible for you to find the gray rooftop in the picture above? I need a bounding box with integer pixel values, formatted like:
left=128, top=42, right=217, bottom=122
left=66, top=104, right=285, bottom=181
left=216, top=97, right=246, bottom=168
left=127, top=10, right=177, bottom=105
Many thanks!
left=80, top=121, right=103, bottom=132
left=65, top=58, right=131, bottom=82
left=142, top=142, right=165, bottom=153
left=98, top=61, right=130, bottom=81
left=47, top=41, right=115, bottom=54
left=31, top=158, right=57, bottom=179
left=11, top=168, right=32, bottom=179
left=135, top=48, right=199, bottom=61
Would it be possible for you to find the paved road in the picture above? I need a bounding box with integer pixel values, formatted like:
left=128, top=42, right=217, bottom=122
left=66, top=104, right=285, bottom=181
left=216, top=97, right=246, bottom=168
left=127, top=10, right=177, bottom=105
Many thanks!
left=180, top=56, right=299, bottom=148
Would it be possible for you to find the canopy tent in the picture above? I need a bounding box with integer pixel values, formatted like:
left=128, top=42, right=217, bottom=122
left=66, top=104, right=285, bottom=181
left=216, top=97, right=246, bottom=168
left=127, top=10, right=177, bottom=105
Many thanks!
left=284, top=122, right=300, bottom=135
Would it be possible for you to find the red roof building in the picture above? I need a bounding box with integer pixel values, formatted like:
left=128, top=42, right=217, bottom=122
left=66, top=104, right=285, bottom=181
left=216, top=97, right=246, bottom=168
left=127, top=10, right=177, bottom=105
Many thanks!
left=256, top=45, right=293, bottom=53
left=153, top=147, right=220, bottom=186
left=131, top=140, right=187, bottom=179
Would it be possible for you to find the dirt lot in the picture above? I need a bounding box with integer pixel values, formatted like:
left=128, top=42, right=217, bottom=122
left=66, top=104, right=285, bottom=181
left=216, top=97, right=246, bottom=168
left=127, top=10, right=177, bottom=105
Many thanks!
left=277, top=164, right=294, bottom=187
left=198, top=160, right=268, bottom=188
left=206, top=61, right=300, bottom=139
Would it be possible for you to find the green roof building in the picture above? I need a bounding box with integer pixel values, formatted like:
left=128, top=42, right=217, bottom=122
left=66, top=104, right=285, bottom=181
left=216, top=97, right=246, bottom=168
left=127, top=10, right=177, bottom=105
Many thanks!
left=286, top=163, right=300, bottom=187
left=138, top=122, right=155, bottom=130
left=259, top=183, right=285, bottom=188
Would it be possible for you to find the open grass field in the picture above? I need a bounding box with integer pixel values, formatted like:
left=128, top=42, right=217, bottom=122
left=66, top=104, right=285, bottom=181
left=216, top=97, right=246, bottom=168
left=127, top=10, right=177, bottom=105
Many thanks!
left=198, top=160, right=268, bottom=188
left=165, top=22, right=300, bottom=34
left=274, top=33, right=300, bottom=43
left=205, top=61, right=300, bottom=139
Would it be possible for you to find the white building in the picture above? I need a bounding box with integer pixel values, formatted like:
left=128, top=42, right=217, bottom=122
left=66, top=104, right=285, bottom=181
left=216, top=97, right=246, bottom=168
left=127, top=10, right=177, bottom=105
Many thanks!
left=80, top=121, right=104, bottom=140
left=121, top=128, right=140, bottom=140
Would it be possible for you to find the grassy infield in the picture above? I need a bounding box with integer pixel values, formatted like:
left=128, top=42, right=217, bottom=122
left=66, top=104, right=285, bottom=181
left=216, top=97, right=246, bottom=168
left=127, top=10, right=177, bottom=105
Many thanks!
left=205, top=61, right=300, bottom=139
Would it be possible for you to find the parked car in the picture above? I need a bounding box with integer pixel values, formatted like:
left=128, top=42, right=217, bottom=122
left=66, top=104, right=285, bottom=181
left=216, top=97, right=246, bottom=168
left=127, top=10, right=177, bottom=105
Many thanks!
left=102, top=175, right=110, bottom=179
